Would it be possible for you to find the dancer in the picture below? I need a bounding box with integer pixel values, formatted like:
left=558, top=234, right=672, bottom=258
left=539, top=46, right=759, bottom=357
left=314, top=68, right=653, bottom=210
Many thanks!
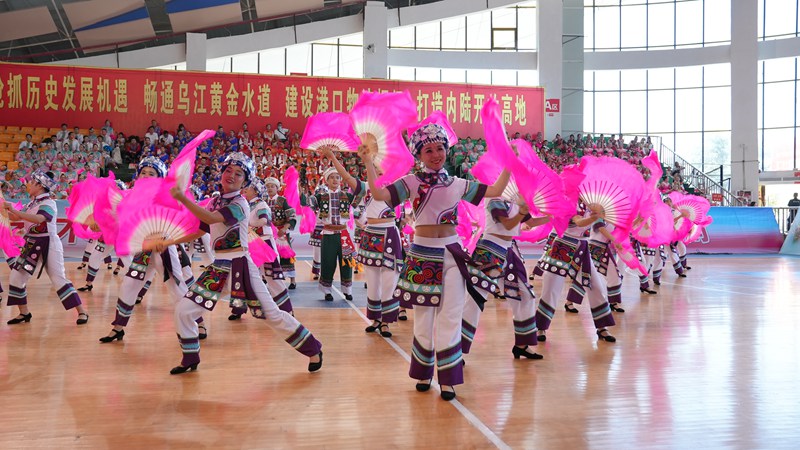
left=167, top=152, right=323, bottom=375
left=4, top=169, right=88, bottom=325
left=229, top=178, right=294, bottom=319
left=304, top=185, right=325, bottom=281
left=98, top=157, right=198, bottom=343
left=568, top=218, right=627, bottom=313
left=534, top=203, right=617, bottom=343
left=312, top=161, right=364, bottom=302
left=362, top=123, right=511, bottom=401
left=461, top=195, right=550, bottom=359
left=264, top=177, right=297, bottom=289
left=77, top=180, right=129, bottom=292
left=320, top=147, right=399, bottom=336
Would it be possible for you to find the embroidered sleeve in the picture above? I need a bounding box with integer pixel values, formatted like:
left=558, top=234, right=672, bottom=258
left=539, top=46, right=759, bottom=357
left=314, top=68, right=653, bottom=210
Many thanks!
left=352, top=179, right=368, bottom=205
left=461, top=179, right=488, bottom=206
left=386, top=175, right=416, bottom=208
left=36, top=204, right=55, bottom=222
left=488, top=199, right=510, bottom=222
left=285, top=202, right=297, bottom=229
left=256, top=205, right=270, bottom=221
left=219, top=203, right=246, bottom=226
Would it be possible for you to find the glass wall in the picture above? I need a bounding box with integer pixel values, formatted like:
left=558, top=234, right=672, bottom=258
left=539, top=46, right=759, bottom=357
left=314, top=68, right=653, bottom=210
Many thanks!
left=758, top=0, right=799, bottom=41
left=758, top=57, right=799, bottom=171
left=584, top=64, right=731, bottom=172
left=388, top=2, right=537, bottom=51
left=584, top=0, right=731, bottom=51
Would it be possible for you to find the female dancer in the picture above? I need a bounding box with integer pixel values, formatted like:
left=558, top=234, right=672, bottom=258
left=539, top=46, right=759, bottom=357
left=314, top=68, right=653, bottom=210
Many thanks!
left=264, top=177, right=298, bottom=289
left=320, top=146, right=399, bottom=336
left=313, top=166, right=363, bottom=302
left=229, top=178, right=294, bottom=319
left=461, top=195, right=550, bottom=359
left=4, top=169, right=88, bottom=325
left=534, top=203, right=617, bottom=343
left=566, top=218, right=626, bottom=313
left=98, top=157, right=198, bottom=343
left=166, top=152, right=323, bottom=375
left=362, top=123, right=510, bottom=401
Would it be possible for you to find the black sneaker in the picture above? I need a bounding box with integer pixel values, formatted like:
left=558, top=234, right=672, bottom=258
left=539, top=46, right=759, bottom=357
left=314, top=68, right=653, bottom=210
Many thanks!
left=344, top=294, right=353, bottom=301
left=288, top=282, right=296, bottom=290
left=324, top=294, right=334, bottom=301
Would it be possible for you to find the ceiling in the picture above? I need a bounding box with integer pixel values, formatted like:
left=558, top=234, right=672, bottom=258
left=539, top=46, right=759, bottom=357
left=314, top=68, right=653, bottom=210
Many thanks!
left=0, top=0, right=440, bottom=64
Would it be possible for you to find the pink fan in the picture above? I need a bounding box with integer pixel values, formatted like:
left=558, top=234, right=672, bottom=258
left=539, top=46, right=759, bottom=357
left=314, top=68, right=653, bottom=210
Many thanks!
left=668, top=191, right=711, bottom=224
left=282, top=166, right=317, bottom=235
left=683, top=216, right=713, bottom=243
left=456, top=200, right=485, bottom=253
left=301, top=113, right=360, bottom=152
left=115, top=177, right=200, bottom=255
left=470, top=98, right=519, bottom=185
left=517, top=222, right=554, bottom=243
left=576, top=156, right=647, bottom=232
left=510, top=139, right=582, bottom=236
left=66, top=174, right=116, bottom=227
left=248, top=230, right=277, bottom=266
left=157, top=129, right=215, bottom=209
left=277, top=243, right=296, bottom=259
left=0, top=191, right=23, bottom=257
left=349, top=90, right=418, bottom=187
left=93, top=185, right=126, bottom=246
left=632, top=198, right=674, bottom=248
left=615, top=239, right=648, bottom=274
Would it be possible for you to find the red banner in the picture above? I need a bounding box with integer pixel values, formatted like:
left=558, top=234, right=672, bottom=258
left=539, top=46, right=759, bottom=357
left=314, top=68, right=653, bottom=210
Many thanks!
left=0, top=62, right=544, bottom=139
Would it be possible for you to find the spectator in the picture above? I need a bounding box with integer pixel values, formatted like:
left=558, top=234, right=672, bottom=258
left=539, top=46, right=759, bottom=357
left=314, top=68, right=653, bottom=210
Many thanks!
left=789, top=193, right=800, bottom=227
left=275, top=122, right=289, bottom=142
left=18, top=134, right=34, bottom=150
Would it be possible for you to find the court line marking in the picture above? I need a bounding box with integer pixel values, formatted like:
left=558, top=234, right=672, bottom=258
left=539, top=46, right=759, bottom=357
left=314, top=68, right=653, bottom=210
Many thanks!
left=303, top=261, right=511, bottom=450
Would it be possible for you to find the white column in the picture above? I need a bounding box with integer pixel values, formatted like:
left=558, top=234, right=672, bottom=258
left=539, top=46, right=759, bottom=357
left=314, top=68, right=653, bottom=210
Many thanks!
left=363, top=1, right=388, bottom=79
left=186, top=33, right=207, bottom=72
left=561, top=0, right=584, bottom=136
left=730, top=0, right=759, bottom=196
left=537, top=0, right=563, bottom=136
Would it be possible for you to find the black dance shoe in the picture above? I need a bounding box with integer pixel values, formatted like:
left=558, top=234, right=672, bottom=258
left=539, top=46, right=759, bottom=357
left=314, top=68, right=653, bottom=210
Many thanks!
left=512, top=346, right=544, bottom=359
left=99, top=329, right=125, bottom=343
left=365, top=321, right=381, bottom=333
left=324, top=294, right=334, bottom=301
left=564, top=303, right=579, bottom=314
left=344, top=294, right=353, bottom=301
left=308, top=351, right=323, bottom=372
left=610, top=303, right=625, bottom=313
left=378, top=323, right=392, bottom=338
left=170, top=363, right=199, bottom=375
left=76, top=313, right=90, bottom=325
left=440, top=386, right=456, bottom=401
left=596, top=328, right=617, bottom=342
left=398, top=310, right=408, bottom=321
left=198, top=325, right=207, bottom=340
left=415, top=379, right=432, bottom=392
left=640, top=287, right=657, bottom=294
left=288, top=283, right=297, bottom=290
left=537, top=332, right=547, bottom=342
left=77, top=284, right=93, bottom=292
left=228, top=313, right=242, bottom=321
left=7, top=313, right=32, bottom=325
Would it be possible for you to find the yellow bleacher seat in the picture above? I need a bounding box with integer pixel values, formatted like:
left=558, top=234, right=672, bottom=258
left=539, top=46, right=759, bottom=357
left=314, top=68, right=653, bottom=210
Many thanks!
left=48, top=127, right=61, bottom=135
left=0, top=151, right=13, bottom=161
left=0, top=143, right=7, bottom=150
left=33, top=127, right=48, bottom=135
left=19, top=126, right=34, bottom=134
left=79, top=128, right=89, bottom=136
left=5, top=126, right=19, bottom=133
left=6, top=161, right=19, bottom=170
left=0, top=135, right=12, bottom=143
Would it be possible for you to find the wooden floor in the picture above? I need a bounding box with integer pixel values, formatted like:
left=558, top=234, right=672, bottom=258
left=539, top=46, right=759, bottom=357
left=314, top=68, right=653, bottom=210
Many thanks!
left=1, top=255, right=799, bottom=449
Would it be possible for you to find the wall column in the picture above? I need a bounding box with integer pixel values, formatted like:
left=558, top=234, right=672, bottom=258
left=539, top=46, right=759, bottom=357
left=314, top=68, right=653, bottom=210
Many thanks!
left=363, top=1, right=388, bottom=79
left=186, top=33, right=207, bottom=72
left=730, top=0, right=759, bottom=197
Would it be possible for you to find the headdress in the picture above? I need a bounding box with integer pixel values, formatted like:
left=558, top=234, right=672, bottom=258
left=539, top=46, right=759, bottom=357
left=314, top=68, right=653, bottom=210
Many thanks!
left=31, top=169, right=57, bottom=191
left=409, top=123, right=450, bottom=155
left=137, top=156, right=167, bottom=178
left=220, top=152, right=256, bottom=188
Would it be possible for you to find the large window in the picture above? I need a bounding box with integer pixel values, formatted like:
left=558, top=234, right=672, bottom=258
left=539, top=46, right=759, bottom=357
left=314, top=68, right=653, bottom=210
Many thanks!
left=759, top=57, right=800, bottom=171
left=389, top=2, right=536, bottom=52
left=585, top=0, right=731, bottom=51
left=584, top=64, right=731, bottom=172
left=758, top=0, right=799, bottom=41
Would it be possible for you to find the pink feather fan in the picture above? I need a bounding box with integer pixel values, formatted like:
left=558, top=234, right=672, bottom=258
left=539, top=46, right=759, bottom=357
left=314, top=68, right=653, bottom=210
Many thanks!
left=632, top=197, right=674, bottom=248
left=115, top=177, right=200, bottom=256
left=157, top=129, right=215, bottom=209
left=615, top=237, right=649, bottom=274
left=512, top=139, right=582, bottom=237
left=301, top=112, right=361, bottom=152
left=271, top=224, right=296, bottom=259
left=576, top=155, right=647, bottom=233
left=349, top=90, right=418, bottom=187
left=67, top=174, right=120, bottom=240
left=283, top=166, right=317, bottom=235
left=456, top=200, right=485, bottom=253
left=668, top=192, right=711, bottom=242
left=0, top=191, right=23, bottom=257
left=470, top=98, right=520, bottom=186
left=248, top=230, right=277, bottom=266
left=683, top=216, right=713, bottom=243
left=93, top=184, right=126, bottom=246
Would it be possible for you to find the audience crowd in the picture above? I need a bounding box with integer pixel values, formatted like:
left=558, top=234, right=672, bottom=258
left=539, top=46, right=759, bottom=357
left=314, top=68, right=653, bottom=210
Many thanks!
left=2, top=119, right=689, bottom=202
